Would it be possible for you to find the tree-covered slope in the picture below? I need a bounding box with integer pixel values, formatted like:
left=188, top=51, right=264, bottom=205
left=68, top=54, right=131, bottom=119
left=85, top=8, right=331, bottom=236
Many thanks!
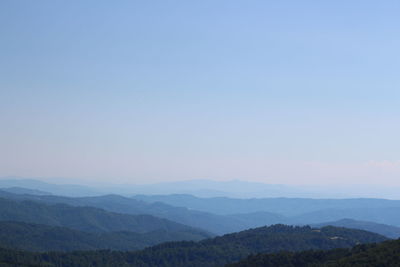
left=228, top=238, right=400, bottom=267
left=0, top=221, right=210, bottom=252
left=313, top=218, right=400, bottom=239
left=0, top=225, right=387, bottom=267
left=0, top=197, right=211, bottom=238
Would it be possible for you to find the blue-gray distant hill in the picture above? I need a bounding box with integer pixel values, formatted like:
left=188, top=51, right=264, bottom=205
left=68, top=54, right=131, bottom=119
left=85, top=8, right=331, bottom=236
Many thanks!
left=0, top=197, right=211, bottom=239
left=292, top=208, right=400, bottom=228
left=2, top=189, right=400, bottom=234
left=114, top=179, right=400, bottom=199
left=0, top=187, right=51, bottom=196
left=0, top=190, right=285, bottom=235
left=3, top=178, right=400, bottom=199
left=0, top=178, right=101, bottom=197
left=134, top=194, right=400, bottom=216
left=135, top=194, right=400, bottom=229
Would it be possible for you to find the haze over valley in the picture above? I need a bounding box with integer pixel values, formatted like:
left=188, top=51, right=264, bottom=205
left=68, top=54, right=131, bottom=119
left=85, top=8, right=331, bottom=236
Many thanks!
left=1, top=0, right=400, bottom=266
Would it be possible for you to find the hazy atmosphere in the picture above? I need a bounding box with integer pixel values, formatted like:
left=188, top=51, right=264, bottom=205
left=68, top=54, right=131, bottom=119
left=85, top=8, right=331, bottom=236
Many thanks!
left=2, top=2, right=400, bottom=266
left=1, top=0, right=400, bottom=186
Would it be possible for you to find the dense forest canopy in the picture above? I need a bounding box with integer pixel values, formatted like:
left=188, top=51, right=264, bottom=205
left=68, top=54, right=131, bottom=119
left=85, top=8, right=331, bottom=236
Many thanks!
left=0, top=224, right=387, bottom=267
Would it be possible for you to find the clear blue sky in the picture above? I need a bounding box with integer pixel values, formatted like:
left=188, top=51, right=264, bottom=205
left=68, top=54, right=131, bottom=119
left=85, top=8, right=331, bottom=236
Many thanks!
left=1, top=0, right=400, bottom=185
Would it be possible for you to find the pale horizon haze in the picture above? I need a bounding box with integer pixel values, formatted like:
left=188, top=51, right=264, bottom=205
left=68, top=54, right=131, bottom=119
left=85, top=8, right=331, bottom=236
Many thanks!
left=1, top=1, right=400, bottom=186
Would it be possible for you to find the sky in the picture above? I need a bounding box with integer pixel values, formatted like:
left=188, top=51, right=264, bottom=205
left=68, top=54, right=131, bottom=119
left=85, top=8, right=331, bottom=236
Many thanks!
left=1, top=0, right=400, bottom=186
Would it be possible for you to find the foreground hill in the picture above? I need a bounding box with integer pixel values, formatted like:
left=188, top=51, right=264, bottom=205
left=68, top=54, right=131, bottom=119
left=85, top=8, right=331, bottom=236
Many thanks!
left=313, top=218, right=400, bottom=239
left=0, top=225, right=387, bottom=267
left=0, top=197, right=211, bottom=238
left=228, top=238, right=400, bottom=267
left=0, top=221, right=210, bottom=252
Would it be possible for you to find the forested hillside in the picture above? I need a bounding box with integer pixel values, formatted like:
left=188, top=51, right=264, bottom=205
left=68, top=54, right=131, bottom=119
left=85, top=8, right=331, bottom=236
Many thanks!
left=0, top=221, right=209, bottom=252
left=0, top=225, right=387, bottom=267
left=313, top=219, right=400, bottom=239
left=228, top=238, right=400, bottom=267
left=0, top=197, right=211, bottom=236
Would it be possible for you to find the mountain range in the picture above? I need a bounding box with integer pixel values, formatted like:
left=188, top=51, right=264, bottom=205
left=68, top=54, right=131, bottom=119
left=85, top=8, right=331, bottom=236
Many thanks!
left=0, top=179, right=398, bottom=266
left=2, top=188, right=400, bottom=237
left=2, top=177, right=400, bottom=199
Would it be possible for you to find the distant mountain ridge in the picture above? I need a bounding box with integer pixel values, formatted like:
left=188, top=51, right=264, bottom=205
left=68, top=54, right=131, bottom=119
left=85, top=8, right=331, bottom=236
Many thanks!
left=292, top=207, right=400, bottom=226
left=3, top=177, right=400, bottom=199
left=134, top=194, right=400, bottom=216
left=2, top=189, right=400, bottom=236
left=135, top=194, right=400, bottom=228
left=0, top=190, right=283, bottom=235
left=0, top=178, right=101, bottom=197
left=0, top=187, right=51, bottom=196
